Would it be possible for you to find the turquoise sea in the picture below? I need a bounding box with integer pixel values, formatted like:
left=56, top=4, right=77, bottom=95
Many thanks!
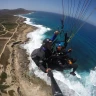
left=22, top=11, right=96, bottom=96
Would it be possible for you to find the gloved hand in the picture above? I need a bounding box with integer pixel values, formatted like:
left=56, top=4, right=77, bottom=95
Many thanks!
left=54, top=31, right=59, bottom=35
left=46, top=68, right=53, bottom=77
left=46, top=68, right=51, bottom=73
left=68, top=49, right=72, bottom=52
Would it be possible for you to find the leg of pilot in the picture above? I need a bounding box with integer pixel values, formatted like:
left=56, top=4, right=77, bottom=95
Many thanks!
left=32, top=57, right=40, bottom=68
left=71, top=64, right=78, bottom=73
left=70, top=64, right=78, bottom=75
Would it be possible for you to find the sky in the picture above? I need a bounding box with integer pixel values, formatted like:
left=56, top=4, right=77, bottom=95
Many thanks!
left=0, top=0, right=96, bottom=26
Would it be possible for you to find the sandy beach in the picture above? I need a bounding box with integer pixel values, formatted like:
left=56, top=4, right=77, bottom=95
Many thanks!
left=0, top=16, right=52, bottom=96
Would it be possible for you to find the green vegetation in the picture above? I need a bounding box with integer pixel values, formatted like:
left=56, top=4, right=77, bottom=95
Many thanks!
left=0, top=31, right=6, bottom=35
left=0, top=72, right=9, bottom=94
left=0, top=84, right=9, bottom=94
left=0, top=8, right=32, bottom=15
left=0, top=14, right=18, bottom=22
left=2, top=22, right=17, bottom=31
left=0, top=15, right=18, bottom=32
left=0, top=26, right=4, bottom=31
left=8, top=90, right=15, bottom=96
left=0, top=8, right=32, bottom=32
left=0, top=72, right=7, bottom=84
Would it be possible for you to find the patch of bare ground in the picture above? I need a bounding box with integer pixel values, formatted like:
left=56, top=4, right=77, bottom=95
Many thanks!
left=0, top=17, right=52, bottom=96
left=0, top=39, right=8, bottom=53
left=0, top=33, right=13, bottom=38
left=0, top=46, right=10, bottom=69
left=12, top=45, right=52, bottom=96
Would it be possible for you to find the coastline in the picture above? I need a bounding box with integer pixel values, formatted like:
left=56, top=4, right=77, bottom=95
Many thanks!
left=0, top=15, right=52, bottom=96
left=20, top=15, right=52, bottom=85
left=15, top=15, right=52, bottom=96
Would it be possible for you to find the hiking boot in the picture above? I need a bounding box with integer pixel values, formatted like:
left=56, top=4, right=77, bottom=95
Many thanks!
left=70, top=72, right=76, bottom=76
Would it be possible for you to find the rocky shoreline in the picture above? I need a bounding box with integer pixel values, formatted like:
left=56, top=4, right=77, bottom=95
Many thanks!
left=0, top=16, right=52, bottom=96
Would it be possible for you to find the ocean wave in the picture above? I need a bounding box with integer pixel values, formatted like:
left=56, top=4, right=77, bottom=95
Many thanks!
left=90, top=67, right=96, bottom=86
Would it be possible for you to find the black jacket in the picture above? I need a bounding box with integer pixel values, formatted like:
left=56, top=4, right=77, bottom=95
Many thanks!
left=31, top=46, right=52, bottom=73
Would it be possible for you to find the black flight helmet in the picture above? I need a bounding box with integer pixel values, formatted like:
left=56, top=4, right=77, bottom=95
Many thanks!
left=42, top=38, right=52, bottom=50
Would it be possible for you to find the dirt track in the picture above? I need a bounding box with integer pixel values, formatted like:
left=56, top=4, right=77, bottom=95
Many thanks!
left=0, top=16, right=52, bottom=96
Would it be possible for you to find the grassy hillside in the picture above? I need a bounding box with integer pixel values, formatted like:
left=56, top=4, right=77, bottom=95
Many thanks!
left=0, top=8, right=33, bottom=32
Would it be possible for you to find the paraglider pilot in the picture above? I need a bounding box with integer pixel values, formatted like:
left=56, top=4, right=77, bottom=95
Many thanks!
left=31, top=31, right=59, bottom=73
left=52, top=44, right=78, bottom=76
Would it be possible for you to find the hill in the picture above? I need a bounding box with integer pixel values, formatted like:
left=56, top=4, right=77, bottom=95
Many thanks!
left=0, top=8, right=33, bottom=15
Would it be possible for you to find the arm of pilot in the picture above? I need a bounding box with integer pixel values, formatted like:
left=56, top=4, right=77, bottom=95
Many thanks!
left=50, top=31, right=59, bottom=41
left=39, top=60, right=51, bottom=73
left=62, top=48, right=72, bottom=54
left=67, top=49, right=72, bottom=53
left=39, top=60, right=46, bottom=73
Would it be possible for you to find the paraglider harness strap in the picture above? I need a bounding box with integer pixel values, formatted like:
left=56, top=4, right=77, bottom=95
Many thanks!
left=46, top=63, right=48, bottom=68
